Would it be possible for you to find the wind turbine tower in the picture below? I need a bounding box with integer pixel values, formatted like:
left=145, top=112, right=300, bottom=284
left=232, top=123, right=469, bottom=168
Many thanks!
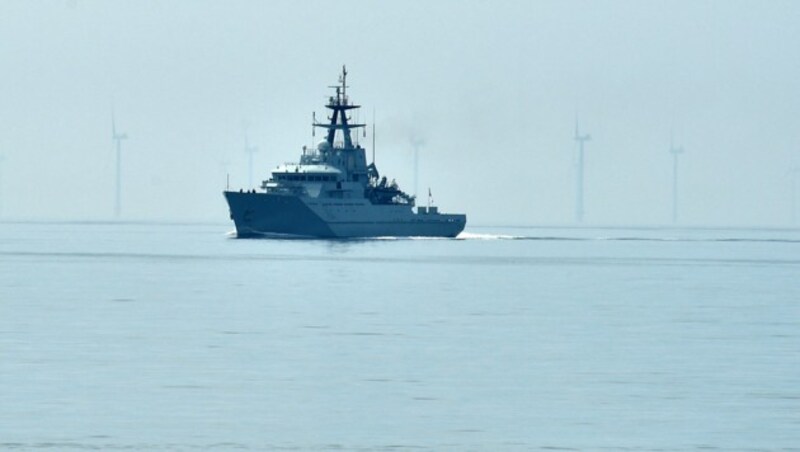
left=573, top=119, right=591, bottom=223
left=112, top=112, right=128, bottom=219
left=669, top=133, right=685, bottom=224
left=244, top=126, right=258, bottom=189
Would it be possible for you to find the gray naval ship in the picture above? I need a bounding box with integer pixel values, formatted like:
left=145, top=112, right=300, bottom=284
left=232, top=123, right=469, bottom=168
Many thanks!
left=224, top=67, right=466, bottom=238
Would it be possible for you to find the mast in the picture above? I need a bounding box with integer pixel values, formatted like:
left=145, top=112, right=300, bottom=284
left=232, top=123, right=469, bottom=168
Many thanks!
left=313, top=65, right=365, bottom=149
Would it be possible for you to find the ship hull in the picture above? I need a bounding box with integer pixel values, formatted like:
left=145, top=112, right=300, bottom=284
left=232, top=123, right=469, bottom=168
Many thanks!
left=224, top=191, right=466, bottom=238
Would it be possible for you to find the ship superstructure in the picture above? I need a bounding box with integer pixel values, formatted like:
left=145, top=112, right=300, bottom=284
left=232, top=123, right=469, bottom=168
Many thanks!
left=224, top=67, right=466, bottom=238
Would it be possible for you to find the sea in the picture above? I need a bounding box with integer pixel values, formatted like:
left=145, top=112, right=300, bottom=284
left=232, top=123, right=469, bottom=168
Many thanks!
left=1, top=221, right=798, bottom=451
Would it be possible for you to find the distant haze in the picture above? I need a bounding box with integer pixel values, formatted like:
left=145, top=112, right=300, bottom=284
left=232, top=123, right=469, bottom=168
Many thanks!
left=1, top=1, right=798, bottom=226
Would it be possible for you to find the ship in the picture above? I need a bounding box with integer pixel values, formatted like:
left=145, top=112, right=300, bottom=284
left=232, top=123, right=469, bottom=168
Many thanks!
left=223, top=66, right=467, bottom=238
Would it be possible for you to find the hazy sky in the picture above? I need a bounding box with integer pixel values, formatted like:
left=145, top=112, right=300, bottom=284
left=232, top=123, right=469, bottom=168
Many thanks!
left=1, top=0, right=798, bottom=226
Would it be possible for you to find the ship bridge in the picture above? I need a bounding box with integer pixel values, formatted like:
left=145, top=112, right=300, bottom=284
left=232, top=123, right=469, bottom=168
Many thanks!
left=271, top=164, right=341, bottom=182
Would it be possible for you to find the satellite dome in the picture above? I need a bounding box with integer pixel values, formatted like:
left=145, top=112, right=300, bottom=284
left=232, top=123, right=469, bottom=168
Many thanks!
left=317, top=140, right=331, bottom=151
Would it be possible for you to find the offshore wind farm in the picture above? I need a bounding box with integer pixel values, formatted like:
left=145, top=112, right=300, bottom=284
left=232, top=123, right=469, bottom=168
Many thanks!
left=0, top=3, right=797, bottom=226
left=1, top=2, right=800, bottom=452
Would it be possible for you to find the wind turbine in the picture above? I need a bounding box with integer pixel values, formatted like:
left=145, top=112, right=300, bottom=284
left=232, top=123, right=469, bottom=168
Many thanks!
left=573, top=117, right=591, bottom=223
left=244, top=124, right=258, bottom=189
left=112, top=110, right=128, bottom=218
left=669, top=132, right=685, bottom=224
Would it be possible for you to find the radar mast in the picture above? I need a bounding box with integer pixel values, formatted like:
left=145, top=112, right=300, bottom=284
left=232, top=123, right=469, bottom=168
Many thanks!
left=312, top=65, right=365, bottom=149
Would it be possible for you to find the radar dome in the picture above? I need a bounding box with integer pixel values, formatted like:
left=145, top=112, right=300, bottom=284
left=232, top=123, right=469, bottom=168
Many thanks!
left=317, top=140, right=331, bottom=151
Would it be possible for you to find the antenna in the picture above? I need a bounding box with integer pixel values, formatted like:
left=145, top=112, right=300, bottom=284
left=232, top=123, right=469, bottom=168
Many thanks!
left=669, top=130, right=685, bottom=224
left=312, top=112, right=316, bottom=139
left=355, top=109, right=361, bottom=145
left=341, top=64, right=347, bottom=99
left=372, top=108, right=376, bottom=164
left=111, top=107, right=128, bottom=219
left=218, top=159, right=231, bottom=191
left=573, top=116, right=591, bottom=223
left=427, top=187, right=433, bottom=209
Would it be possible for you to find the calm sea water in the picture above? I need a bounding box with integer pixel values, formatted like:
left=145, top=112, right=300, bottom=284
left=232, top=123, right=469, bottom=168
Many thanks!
left=1, top=222, right=798, bottom=451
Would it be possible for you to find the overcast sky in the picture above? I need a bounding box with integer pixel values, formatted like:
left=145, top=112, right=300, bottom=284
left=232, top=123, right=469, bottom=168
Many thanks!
left=1, top=0, right=798, bottom=226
